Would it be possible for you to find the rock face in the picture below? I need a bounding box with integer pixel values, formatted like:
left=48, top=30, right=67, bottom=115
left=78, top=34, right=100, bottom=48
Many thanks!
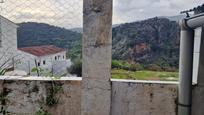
left=112, top=17, right=180, bottom=68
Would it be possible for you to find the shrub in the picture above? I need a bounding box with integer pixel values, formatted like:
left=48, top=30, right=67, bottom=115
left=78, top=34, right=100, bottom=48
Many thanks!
left=129, top=63, right=143, bottom=71
left=68, top=58, right=82, bottom=77
left=112, top=60, right=143, bottom=71
left=146, top=64, right=162, bottom=71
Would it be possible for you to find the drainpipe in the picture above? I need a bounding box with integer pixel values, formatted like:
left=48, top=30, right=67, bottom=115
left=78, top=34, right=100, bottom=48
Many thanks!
left=178, top=13, right=204, bottom=115
left=178, top=19, right=194, bottom=115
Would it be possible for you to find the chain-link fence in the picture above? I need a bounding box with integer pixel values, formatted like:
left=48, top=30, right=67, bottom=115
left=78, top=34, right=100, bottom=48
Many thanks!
left=0, top=0, right=83, bottom=77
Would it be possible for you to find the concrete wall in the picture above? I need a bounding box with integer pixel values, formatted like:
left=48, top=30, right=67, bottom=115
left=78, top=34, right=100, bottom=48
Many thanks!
left=111, top=80, right=178, bottom=115
left=0, top=16, right=18, bottom=69
left=0, top=77, right=178, bottom=115
left=0, top=77, right=81, bottom=115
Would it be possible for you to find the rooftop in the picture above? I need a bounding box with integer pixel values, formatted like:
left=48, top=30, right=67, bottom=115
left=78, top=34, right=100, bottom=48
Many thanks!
left=18, top=45, right=66, bottom=57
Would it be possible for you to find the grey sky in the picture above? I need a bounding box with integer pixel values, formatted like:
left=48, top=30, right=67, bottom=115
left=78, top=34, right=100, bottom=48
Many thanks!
left=0, top=0, right=204, bottom=28
left=113, top=0, right=204, bottom=24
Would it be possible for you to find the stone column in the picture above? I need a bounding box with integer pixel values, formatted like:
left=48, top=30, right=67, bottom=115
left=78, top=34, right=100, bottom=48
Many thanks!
left=81, top=0, right=112, bottom=115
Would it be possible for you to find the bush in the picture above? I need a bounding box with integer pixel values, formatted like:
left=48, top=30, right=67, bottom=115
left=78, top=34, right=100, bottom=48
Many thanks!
left=146, top=64, right=162, bottom=71
left=68, top=58, right=82, bottom=77
left=112, top=60, right=143, bottom=71
left=129, top=63, right=143, bottom=71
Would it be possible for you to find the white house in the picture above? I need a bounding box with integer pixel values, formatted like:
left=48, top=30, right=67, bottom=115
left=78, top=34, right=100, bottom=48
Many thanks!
left=0, top=15, right=72, bottom=76
left=0, top=15, right=18, bottom=70
left=17, top=45, right=72, bottom=76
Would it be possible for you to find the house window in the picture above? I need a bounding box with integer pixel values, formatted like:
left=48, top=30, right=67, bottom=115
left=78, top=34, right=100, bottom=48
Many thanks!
left=63, top=55, right=65, bottom=59
left=38, top=62, right=40, bottom=66
left=55, top=56, right=57, bottom=60
left=43, top=60, right=46, bottom=65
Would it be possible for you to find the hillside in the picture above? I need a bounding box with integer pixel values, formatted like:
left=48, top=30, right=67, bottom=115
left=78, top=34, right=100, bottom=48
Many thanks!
left=17, top=17, right=180, bottom=70
left=17, top=22, right=82, bottom=49
left=112, top=17, right=180, bottom=69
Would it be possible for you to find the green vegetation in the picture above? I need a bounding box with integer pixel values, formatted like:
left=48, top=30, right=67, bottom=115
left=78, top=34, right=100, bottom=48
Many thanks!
left=17, top=22, right=82, bottom=49
left=112, top=60, right=143, bottom=71
left=17, top=18, right=180, bottom=80
left=0, top=88, right=10, bottom=115
left=112, top=69, right=178, bottom=81
left=112, top=17, right=179, bottom=70
left=0, top=107, right=10, bottom=115
left=68, top=58, right=82, bottom=77
left=46, top=82, right=63, bottom=107
left=35, top=107, right=50, bottom=115
left=68, top=40, right=82, bottom=61
left=0, top=69, right=6, bottom=75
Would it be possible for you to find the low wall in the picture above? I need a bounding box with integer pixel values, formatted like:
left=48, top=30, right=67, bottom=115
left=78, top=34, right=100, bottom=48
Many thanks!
left=111, top=80, right=178, bottom=115
left=0, top=77, right=178, bottom=115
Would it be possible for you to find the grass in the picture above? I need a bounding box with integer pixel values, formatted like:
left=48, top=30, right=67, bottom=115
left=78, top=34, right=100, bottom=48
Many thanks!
left=111, top=69, right=179, bottom=81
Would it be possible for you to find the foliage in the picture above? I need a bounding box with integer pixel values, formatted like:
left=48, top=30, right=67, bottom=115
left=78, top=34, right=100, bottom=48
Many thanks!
left=18, top=18, right=180, bottom=73
left=68, top=40, right=82, bottom=61
left=0, top=88, right=10, bottom=115
left=31, top=67, right=44, bottom=73
left=0, top=107, right=9, bottom=115
left=31, top=67, right=63, bottom=79
left=0, top=69, right=6, bottom=75
left=112, top=60, right=143, bottom=71
left=112, top=17, right=179, bottom=69
left=111, top=69, right=178, bottom=81
left=68, top=58, right=82, bottom=77
left=145, top=64, right=162, bottom=71
left=17, top=22, right=82, bottom=49
left=35, top=107, right=50, bottom=115
left=46, top=83, right=63, bottom=107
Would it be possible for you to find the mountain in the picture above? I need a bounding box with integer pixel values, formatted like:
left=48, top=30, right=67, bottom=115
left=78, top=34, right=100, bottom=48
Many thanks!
left=160, top=14, right=189, bottom=22
left=17, top=22, right=82, bottom=49
left=17, top=17, right=180, bottom=69
left=69, top=24, right=120, bottom=33
left=70, top=28, right=83, bottom=33
left=112, top=17, right=180, bottom=68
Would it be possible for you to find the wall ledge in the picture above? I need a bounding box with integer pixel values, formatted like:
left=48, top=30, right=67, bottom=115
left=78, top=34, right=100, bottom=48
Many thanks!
left=0, top=76, right=82, bottom=81
left=111, top=79, right=179, bottom=85
left=0, top=76, right=179, bottom=85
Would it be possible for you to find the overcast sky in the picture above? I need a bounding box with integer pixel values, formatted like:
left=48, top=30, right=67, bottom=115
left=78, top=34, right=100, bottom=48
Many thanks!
left=0, top=0, right=204, bottom=28
left=113, top=0, right=204, bottom=24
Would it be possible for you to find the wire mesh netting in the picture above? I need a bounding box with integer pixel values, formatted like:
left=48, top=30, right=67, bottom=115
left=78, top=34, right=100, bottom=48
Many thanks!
left=0, top=0, right=83, bottom=77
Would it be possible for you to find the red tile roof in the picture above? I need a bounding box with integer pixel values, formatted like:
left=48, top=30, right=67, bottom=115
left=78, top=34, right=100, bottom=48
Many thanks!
left=18, top=45, right=66, bottom=57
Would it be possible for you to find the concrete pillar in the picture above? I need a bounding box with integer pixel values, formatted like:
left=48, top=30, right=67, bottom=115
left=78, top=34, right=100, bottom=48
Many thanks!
left=81, top=0, right=112, bottom=115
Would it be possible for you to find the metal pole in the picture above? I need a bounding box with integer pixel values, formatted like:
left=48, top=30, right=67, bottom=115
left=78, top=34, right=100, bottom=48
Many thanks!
left=35, top=59, right=40, bottom=76
left=28, top=61, right=30, bottom=75
left=178, top=21, right=194, bottom=115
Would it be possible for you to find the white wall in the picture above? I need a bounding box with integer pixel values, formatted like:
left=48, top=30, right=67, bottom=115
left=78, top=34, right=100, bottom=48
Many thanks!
left=193, top=27, right=202, bottom=84
left=15, top=50, right=37, bottom=74
left=16, top=51, right=72, bottom=76
left=0, top=16, right=18, bottom=69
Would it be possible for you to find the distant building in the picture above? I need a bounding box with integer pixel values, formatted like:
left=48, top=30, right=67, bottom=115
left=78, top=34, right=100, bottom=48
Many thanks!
left=0, top=15, right=18, bottom=70
left=17, top=45, right=72, bottom=76
left=0, top=15, right=72, bottom=76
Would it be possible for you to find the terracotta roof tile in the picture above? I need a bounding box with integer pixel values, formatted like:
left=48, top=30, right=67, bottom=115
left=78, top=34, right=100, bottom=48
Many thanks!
left=18, top=45, right=66, bottom=57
